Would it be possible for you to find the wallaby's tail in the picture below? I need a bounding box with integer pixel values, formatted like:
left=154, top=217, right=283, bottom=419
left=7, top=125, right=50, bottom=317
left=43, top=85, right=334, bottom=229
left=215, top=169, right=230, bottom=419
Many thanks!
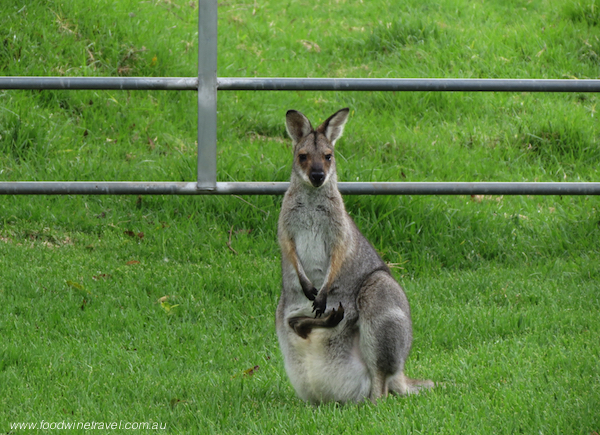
left=389, top=373, right=435, bottom=396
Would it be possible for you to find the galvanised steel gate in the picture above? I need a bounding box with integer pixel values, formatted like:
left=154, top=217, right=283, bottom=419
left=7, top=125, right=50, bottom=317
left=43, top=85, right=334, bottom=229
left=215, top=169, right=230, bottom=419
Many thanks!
left=1, top=0, right=600, bottom=196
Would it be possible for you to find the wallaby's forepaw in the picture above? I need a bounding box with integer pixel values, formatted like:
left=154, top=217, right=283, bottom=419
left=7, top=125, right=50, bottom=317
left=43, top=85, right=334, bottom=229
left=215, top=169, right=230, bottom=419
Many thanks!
left=312, top=293, right=327, bottom=317
left=326, top=302, right=344, bottom=326
left=302, top=285, right=319, bottom=301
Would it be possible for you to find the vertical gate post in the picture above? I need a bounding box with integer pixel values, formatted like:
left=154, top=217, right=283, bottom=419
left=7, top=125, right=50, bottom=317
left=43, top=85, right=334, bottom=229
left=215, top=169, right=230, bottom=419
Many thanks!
left=197, top=0, right=218, bottom=190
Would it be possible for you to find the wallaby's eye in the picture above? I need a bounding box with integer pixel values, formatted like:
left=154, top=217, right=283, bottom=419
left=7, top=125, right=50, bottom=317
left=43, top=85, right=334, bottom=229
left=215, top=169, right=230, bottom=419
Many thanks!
left=325, top=154, right=333, bottom=161
left=298, top=154, right=308, bottom=163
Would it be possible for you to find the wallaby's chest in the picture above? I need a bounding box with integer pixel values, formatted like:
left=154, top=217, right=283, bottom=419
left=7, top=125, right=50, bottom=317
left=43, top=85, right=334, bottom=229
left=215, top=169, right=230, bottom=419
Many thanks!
left=288, top=201, right=338, bottom=287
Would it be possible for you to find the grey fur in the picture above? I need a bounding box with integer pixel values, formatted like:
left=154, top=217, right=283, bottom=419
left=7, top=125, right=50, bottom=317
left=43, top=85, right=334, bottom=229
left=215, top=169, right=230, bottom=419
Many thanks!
left=276, top=108, right=433, bottom=403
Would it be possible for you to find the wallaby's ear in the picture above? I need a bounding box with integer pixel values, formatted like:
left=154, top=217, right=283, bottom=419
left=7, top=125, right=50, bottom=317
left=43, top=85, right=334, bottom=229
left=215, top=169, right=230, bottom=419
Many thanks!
left=317, top=108, right=350, bottom=146
left=286, top=110, right=313, bottom=145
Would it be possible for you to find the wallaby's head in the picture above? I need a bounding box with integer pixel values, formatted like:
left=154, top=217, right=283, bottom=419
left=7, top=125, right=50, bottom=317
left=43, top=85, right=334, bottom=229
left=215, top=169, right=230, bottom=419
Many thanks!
left=285, top=108, right=350, bottom=188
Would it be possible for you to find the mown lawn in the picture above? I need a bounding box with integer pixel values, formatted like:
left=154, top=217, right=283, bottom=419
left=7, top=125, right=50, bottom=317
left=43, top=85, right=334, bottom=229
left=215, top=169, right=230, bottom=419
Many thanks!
left=1, top=0, right=599, bottom=433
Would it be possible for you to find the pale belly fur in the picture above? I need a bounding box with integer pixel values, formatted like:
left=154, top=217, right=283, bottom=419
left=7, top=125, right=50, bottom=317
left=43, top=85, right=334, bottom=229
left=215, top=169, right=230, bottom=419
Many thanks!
left=283, top=327, right=371, bottom=403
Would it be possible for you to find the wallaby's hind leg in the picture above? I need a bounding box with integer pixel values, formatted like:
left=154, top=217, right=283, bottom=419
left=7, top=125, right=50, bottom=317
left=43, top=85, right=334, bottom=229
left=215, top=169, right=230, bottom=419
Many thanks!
left=389, top=373, right=435, bottom=395
left=288, top=303, right=344, bottom=339
left=357, top=271, right=414, bottom=401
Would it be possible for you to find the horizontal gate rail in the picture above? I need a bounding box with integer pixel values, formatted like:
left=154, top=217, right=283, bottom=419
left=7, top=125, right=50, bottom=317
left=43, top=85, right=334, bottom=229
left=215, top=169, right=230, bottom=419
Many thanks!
left=218, top=78, right=600, bottom=92
left=0, top=77, right=198, bottom=90
left=2, top=77, right=600, bottom=92
left=2, top=182, right=600, bottom=196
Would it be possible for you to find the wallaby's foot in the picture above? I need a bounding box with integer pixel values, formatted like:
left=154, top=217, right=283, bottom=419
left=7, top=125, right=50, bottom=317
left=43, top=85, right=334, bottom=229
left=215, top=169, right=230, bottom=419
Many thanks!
left=302, top=285, right=318, bottom=301
left=312, top=292, right=328, bottom=317
left=289, top=303, right=344, bottom=339
left=368, top=373, right=389, bottom=403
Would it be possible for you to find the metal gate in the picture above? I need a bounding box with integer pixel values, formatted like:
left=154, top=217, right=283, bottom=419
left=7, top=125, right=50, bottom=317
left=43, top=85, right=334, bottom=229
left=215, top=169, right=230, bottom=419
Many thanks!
left=1, top=0, right=600, bottom=196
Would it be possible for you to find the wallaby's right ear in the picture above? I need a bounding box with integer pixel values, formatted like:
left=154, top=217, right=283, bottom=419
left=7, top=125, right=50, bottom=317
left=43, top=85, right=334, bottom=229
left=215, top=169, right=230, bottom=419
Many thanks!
left=317, top=108, right=350, bottom=146
left=286, top=110, right=313, bottom=145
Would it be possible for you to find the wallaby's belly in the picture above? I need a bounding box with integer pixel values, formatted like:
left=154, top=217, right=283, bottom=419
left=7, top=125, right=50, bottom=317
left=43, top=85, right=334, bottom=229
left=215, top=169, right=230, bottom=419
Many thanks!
left=282, top=328, right=371, bottom=403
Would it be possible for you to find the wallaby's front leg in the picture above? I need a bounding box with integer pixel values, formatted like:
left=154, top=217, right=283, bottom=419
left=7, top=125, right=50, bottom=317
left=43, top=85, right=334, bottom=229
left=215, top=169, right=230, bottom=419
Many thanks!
left=281, top=236, right=318, bottom=301
left=312, top=242, right=346, bottom=317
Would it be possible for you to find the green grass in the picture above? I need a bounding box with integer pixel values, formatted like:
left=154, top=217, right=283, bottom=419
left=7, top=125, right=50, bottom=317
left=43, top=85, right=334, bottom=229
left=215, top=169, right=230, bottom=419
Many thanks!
left=1, top=0, right=600, bottom=433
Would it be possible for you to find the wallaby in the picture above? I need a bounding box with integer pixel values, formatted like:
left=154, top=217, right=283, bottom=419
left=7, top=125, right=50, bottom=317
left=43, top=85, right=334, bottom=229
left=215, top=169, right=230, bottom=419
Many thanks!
left=276, top=108, right=433, bottom=404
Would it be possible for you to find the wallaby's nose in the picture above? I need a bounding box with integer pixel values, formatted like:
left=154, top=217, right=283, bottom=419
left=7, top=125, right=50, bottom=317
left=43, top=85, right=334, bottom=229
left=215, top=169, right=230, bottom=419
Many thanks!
left=309, top=170, right=326, bottom=187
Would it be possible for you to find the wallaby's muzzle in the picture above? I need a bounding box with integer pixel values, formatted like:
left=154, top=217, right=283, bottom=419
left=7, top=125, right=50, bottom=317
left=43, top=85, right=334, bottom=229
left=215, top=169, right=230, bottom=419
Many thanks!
left=309, top=169, right=326, bottom=187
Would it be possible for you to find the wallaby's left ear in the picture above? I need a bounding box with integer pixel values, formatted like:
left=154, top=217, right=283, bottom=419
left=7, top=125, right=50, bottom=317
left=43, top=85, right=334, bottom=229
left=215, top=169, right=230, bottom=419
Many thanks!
left=317, top=108, right=350, bottom=146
